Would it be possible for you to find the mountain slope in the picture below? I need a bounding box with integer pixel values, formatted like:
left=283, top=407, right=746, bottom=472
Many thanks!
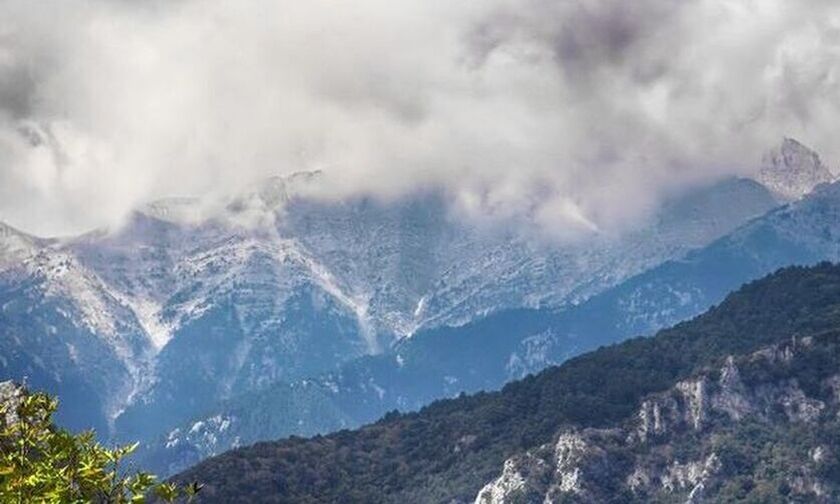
left=577, top=175, right=840, bottom=341
left=477, top=333, right=840, bottom=503
left=79, top=175, right=778, bottom=441
left=0, top=137, right=824, bottom=457
left=144, top=175, right=840, bottom=476
left=110, top=230, right=372, bottom=442
left=0, top=223, right=153, bottom=432
left=171, top=262, right=840, bottom=502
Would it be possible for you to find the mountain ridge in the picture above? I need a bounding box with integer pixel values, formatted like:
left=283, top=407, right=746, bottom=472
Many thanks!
left=0, top=138, right=829, bottom=470
left=0, top=172, right=780, bottom=441
left=142, top=173, right=840, bottom=477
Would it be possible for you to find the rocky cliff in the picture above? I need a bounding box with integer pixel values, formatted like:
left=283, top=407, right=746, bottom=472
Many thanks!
left=477, top=335, right=840, bottom=503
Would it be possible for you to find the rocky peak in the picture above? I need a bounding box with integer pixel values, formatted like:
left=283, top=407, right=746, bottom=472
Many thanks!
left=0, top=221, right=40, bottom=267
left=140, top=197, right=204, bottom=225
left=227, top=170, right=324, bottom=216
left=710, top=356, right=753, bottom=421
left=474, top=459, right=530, bottom=504
left=660, top=454, right=721, bottom=496
left=756, top=138, right=835, bottom=201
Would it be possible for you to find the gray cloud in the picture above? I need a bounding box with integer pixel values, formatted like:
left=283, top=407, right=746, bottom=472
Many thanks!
left=0, top=0, right=838, bottom=237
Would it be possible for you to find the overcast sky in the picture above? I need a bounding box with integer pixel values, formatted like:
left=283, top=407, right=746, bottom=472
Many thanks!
left=1, top=0, right=839, bottom=236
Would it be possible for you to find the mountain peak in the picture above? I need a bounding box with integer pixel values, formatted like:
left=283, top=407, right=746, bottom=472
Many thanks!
left=136, top=171, right=327, bottom=229
left=140, top=197, right=204, bottom=224
left=756, top=138, right=835, bottom=201
left=0, top=221, right=40, bottom=265
left=247, top=170, right=325, bottom=209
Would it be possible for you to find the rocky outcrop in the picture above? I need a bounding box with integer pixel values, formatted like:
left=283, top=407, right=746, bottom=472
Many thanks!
left=756, top=138, right=836, bottom=201
left=631, top=337, right=829, bottom=443
left=476, top=336, right=840, bottom=503
left=474, top=459, right=532, bottom=504
left=475, top=430, right=615, bottom=503
left=661, top=454, right=721, bottom=494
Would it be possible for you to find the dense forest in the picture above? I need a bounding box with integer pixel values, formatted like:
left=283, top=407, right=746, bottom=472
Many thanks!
left=172, top=263, right=840, bottom=503
left=476, top=330, right=840, bottom=502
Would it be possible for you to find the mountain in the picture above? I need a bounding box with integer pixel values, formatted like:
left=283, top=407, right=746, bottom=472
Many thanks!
left=141, top=172, right=840, bottom=477
left=756, top=137, right=835, bottom=201
left=0, top=223, right=152, bottom=433
left=476, top=334, right=840, bottom=503
left=0, top=165, right=779, bottom=442
left=274, top=176, right=778, bottom=333
left=170, top=262, right=840, bottom=503
left=99, top=216, right=373, bottom=442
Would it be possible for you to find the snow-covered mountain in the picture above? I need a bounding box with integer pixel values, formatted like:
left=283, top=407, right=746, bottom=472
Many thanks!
left=756, top=137, right=836, bottom=201
left=140, top=148, right=840, bottom=477
left=67, top=213, right=375, bottom=440
left=0, top=138, right=823, bottom=450
left=115, top=173, right=784, bottom=440
left=0, top=223, right=152, bottom=432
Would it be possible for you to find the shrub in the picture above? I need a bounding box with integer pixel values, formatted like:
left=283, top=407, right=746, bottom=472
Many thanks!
left=0, top=390, right=201, bottom=503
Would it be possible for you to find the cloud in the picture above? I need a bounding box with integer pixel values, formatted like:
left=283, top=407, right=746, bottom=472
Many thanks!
left=0, top=0, right=839, bottom=237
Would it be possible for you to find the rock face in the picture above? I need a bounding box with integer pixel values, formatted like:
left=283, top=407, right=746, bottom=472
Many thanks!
left=756, top=138, right=835, bottom=201
left=476, top=430, right=615, bottom=503
left=476, top=336, right=840, bottom=503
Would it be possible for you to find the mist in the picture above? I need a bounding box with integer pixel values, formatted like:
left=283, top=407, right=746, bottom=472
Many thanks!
left=1, top=0, right=839, bottom=237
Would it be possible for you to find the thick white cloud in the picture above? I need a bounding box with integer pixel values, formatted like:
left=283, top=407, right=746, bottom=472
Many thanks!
left=0, top=0, right=838, bottom=236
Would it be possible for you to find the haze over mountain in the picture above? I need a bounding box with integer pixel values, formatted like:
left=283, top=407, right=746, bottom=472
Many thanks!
left=3, top=1, right=840, bottom=238
left=0, top=166, right=773, bottom=435
left=142, top=145, right=840, bottom=476
left=2, top=137, right=838, bottom=481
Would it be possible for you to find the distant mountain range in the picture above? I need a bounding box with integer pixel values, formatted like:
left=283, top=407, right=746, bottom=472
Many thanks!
left=0, top=138, right=835, bottom=477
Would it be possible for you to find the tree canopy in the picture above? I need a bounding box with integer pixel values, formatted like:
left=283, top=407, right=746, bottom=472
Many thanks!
left=0, top=388, right=200, bottom=503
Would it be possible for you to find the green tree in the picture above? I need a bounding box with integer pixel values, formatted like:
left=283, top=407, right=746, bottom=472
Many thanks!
left=0, top=390, right=201, bottom=503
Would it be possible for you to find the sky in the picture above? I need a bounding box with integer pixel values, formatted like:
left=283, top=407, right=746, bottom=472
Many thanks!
left=0, top=0, right=839, bottom=237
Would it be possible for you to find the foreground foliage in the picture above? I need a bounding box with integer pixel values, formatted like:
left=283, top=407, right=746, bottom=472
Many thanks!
left=0, top=390, right=200, bottom=503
